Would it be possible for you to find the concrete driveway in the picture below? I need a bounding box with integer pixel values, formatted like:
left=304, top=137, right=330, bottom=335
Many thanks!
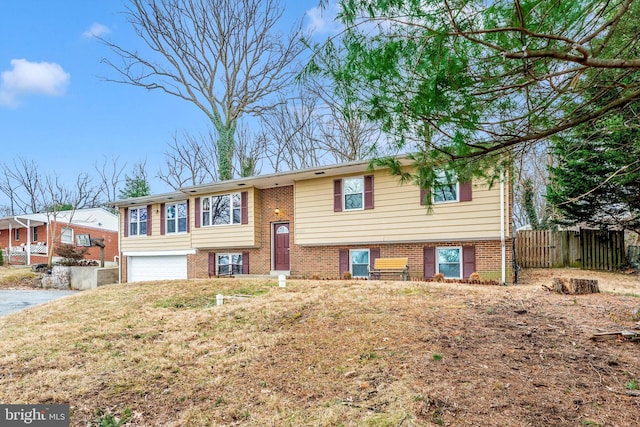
left=0, top=290, right=77, bottom=317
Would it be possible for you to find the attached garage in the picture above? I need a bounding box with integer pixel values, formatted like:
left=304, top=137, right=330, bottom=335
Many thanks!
left=126, top=251, right=193, bottom=282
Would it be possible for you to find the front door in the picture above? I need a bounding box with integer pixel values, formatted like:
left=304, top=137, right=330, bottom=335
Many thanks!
left=273, top=222, right=290, bottom=271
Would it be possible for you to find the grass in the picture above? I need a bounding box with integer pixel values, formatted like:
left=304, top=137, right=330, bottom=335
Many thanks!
left=1, top=272, right=639, bottom=426
left=0, top=266, right=38, bottom=287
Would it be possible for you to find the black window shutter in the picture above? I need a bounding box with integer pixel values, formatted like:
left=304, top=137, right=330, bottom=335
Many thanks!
left=459, top=182, right=472, bottom=202
left=364, top=175, right=374, bottom=209
left=208, top=252, right=216, bottom=277
left=146, top=205, right=152, bottom=236
left=339, top=249, right=349, bottom=277
left=194, top=198, right=201, bottom=228
left=242, top=251, right=250, bottom=274
left=463, top=245, right=476, bottom=278
left=423, top=247, right=435, bottom=278
left=241, top=191, right=248, bottom=224
left=334, top=179, right=343, bottom=212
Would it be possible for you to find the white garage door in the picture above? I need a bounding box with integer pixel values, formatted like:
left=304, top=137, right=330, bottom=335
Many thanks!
left=128, top=255, right=187, bottom=282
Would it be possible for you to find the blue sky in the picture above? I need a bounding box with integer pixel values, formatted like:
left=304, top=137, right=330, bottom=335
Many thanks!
left=0, top=0, right=339, bottom=207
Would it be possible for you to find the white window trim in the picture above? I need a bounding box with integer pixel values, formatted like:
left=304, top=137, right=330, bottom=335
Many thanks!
left=61, top=227, right=74, bottom=244
left=166, top=202, right=188, bottom=234
left=436, top=246, right=462, bottom=279
left=201, top=193, right=241, bottom=226
left=129, top=206, right=148, bottom=237
left=349, top=248, right=370, bottom=278
left=433, top=171, right=459, bottom=204
left=217, top=253, right=243, bottom=275
left=14, top=228, right=20, bottom=241
left=344, top=176, right=365, bottom=211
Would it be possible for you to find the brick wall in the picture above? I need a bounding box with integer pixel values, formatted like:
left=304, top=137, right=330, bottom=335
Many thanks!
left=0, top=223, right=117, bottom=265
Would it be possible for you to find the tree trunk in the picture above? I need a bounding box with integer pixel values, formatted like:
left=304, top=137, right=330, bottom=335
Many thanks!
left=552, top=277, right=600, bottom=294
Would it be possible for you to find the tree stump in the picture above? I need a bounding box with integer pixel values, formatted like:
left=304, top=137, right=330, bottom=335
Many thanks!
left=552, top=277, right=599, bottom=294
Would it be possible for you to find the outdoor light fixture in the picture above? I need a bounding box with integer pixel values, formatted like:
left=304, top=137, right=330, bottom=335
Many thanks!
left=274, top=208, right=280, bottom=215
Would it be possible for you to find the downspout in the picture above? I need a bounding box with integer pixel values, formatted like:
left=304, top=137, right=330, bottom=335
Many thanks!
left=13, top=217, right=31, bottom=265
left=500, top=171, right=506, bottom=284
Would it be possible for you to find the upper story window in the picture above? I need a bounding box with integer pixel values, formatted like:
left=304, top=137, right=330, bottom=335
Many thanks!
left=433, top=170, right=459, bottom=203
left=61, top=227, right=74, bottom=244
left=334, top=175, right=374, bottom=212
left=129, top=207, right=148, bottom=236
left=201, top=193, right=241, bottom=226
left=344, top=177, right=364, bottom=210
left=166, top=202, right=188, bottom=233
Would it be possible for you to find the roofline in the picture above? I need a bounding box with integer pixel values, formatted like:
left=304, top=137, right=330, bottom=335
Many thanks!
left=108, top=157, right=413, bottom=206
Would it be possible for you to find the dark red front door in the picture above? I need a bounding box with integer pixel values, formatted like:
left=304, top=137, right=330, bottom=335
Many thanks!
left=273, top=223, right=290, bottom=271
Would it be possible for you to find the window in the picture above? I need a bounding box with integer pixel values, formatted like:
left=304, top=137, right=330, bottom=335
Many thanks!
left=433, top=170, right=458, bottom=203
left=217, top=253, right=242, bottom=275
left=14, top=229, right=19, bottom=241
left=129, top=207, right=148, bottom=236
left=61, top=228, right=73, bottom=244
left=32, top=227, right=38, bottom=242
left=350, top=249, right=370, bottom=278
left=436, top=247, right=461, bottom=279
left=166, top=202, right=187, bottom=233
left=201, top=193, right=241, bottom=226
left=344, top=177, right=364, bottom=210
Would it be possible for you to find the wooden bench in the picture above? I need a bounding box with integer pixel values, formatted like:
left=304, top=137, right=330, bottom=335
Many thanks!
left=369, top=257, right=409, bottom=281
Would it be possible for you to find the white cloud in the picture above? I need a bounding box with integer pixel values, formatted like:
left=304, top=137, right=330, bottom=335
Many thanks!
left=0, top=59, right=70, bottom=107
left=82, top=22, right=111, bottom=39
left=305, top=3, right=343, bottom=37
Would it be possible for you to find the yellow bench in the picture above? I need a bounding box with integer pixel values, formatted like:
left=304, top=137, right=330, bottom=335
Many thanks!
left=369, top=257, right=409, bottom=281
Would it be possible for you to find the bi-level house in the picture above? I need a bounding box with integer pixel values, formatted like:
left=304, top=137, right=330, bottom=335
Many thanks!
left=112, top=160, right=512, bottom=283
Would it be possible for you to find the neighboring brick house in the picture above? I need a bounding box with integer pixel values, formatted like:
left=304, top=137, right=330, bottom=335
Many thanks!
left=0, top=208, right=119, bottom=265
left=112, top=160, right=513, bottom=283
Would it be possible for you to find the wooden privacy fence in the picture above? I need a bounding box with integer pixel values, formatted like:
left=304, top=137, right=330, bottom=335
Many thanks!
left=515, top=229, right=627, bottom=271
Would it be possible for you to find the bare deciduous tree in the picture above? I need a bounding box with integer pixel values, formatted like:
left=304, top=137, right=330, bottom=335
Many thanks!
left=95, top=156, right=127, bottom=204
left=101, top=0, right=303, bottom=181
left=157, top=130, right=219, bottom=189
left=261, top=92, right=325, bottom=172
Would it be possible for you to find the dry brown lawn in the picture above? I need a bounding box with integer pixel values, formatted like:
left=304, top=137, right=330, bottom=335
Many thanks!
left=0, top=268, right=639, bottom=426
left=0, top=265, right=41, bottom=289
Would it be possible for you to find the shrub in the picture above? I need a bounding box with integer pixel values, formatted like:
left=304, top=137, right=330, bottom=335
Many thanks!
left=342, top=271, right=352, bottom=280
left=55, top=243, right=89, bottom=266
left=469, top=272, right=481, bottom=282
left=0, top=246, right=4, bottom=266
left=433, top=273, right=445, bottom=282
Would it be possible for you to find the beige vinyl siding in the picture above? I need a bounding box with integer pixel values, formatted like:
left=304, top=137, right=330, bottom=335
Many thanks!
left=119, top=204, right=192, bottom=251
left=190, top=188, right=258, bottom=248
left=295, top=170, right=508, bottom=245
